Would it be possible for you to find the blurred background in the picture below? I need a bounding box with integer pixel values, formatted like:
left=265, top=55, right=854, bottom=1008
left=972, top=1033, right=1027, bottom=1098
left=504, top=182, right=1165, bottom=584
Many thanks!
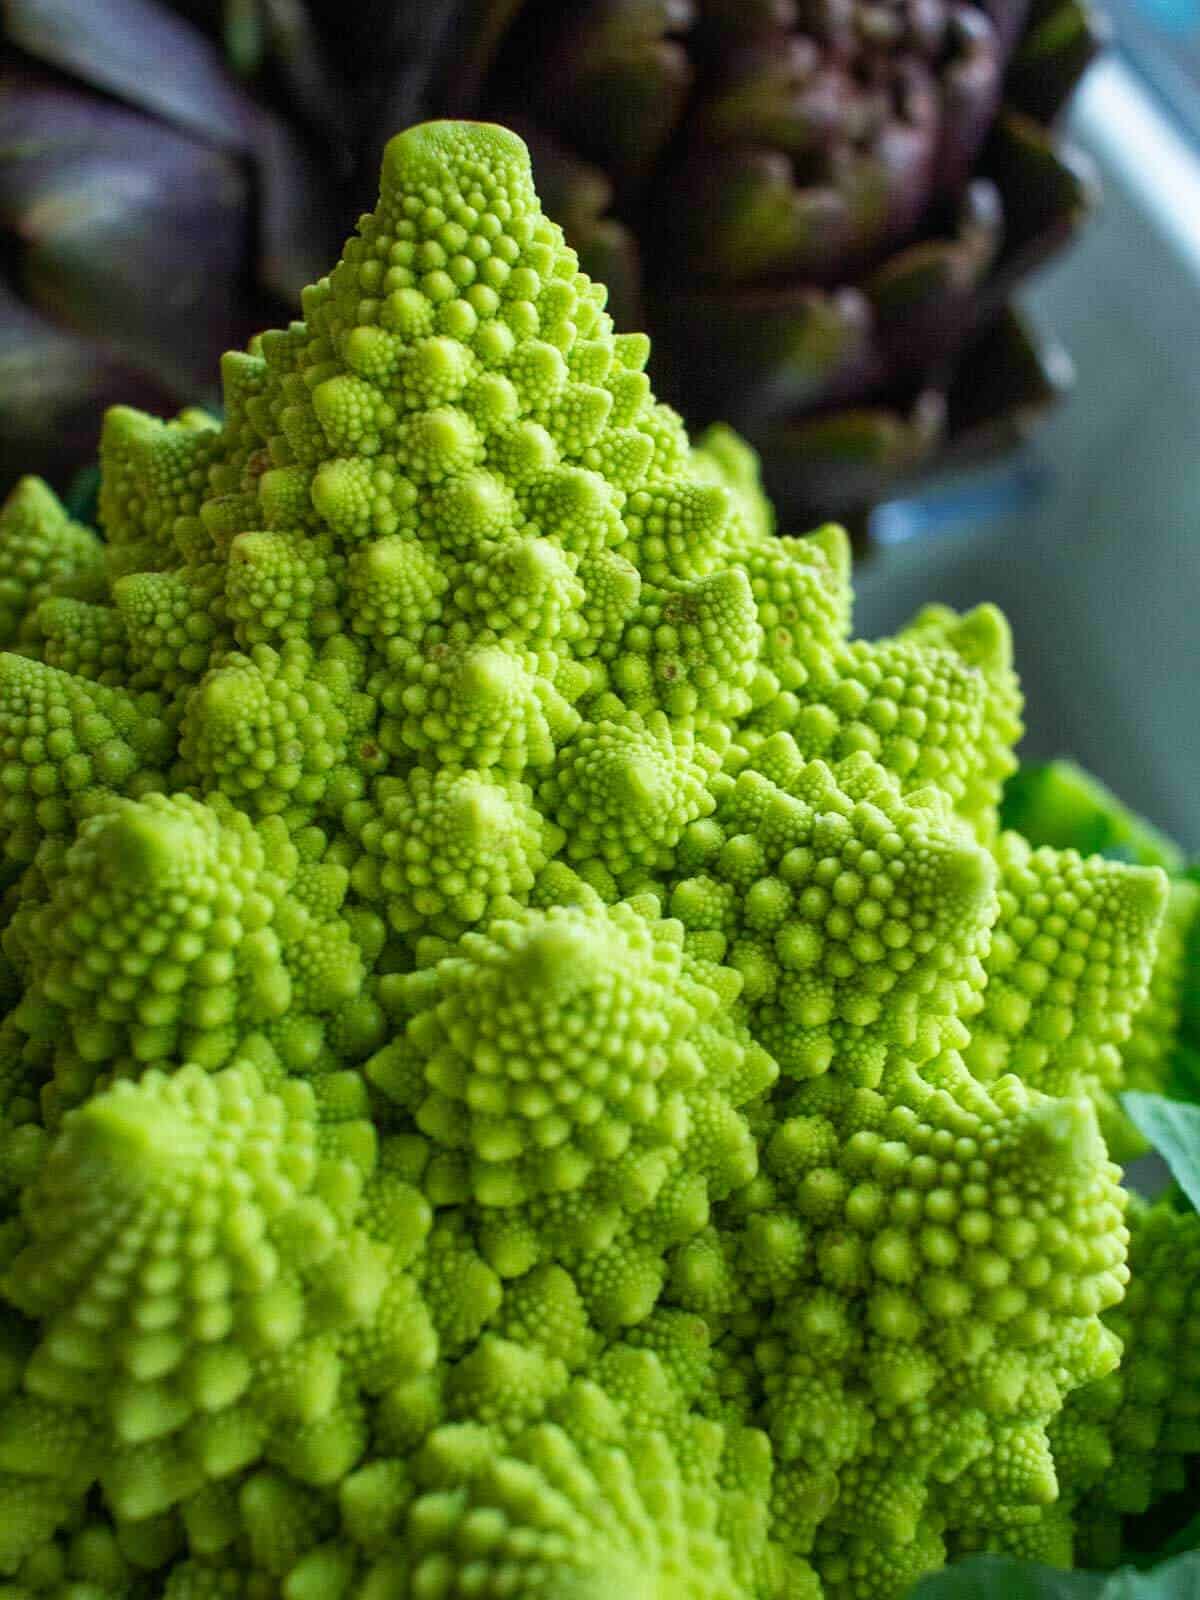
left=859, top=53, right=1200, bottom=852
left=0, top=0, right=1111, bottom=519
left=0, top=0, right=1195, bottom=843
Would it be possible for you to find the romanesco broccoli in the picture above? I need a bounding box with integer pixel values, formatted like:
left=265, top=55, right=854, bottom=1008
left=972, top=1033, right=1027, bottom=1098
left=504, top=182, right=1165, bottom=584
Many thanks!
left=0, top=119, right=1188, bottom=1600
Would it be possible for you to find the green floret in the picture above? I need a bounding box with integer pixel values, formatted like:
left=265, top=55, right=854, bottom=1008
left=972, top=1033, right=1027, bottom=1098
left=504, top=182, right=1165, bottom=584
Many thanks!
left=399, top=1419, right=753, bottom=1600
left=0, top=654, right=173, bottom=866
left=750, top=602, right=1022, bottom=842
left=0, top=1020, right=50, bottom=1209
left=957, top=1196, right=1200, bottom=1571
left=741, top=525, right=851, bottom=688
left=5, top=794, right=363, bottom=1106
left=178, top=639, right=378, bottom=823
left=611, top=567, right=764, bottom=729
left=392, top=1339, right=771, bottom=1600
left=30, top=596, right=132, bottom=687
left=344, top=767, right=560, bottom=938
left=111, top=564, right=228, bottom=695
left=669, top=740, right=997, bottom=1083
left=964, top=832, right=1167, bottom=1101
left=98, top=407, right=222, bottom=581
left=222, top=531, right=343, bottom=652
left=0, top=116, right=1185, bottom=1600
left=691, top=423, right=776, bottom=542
left=539, top=711, right=718, bottom=882
left=453, top=535, right=585, bottom=649
left=0, top=480, right=106, bottom=652
left=1002, top=758, right=1200, bottom=1156
left=0, top=1055, right=433, bottom=1561
left=688, top=1063, right=1128, bottom=1588
left=368, top=898, right=771, bottom=1325
left=899, top=604, right=1025, bottom=838
left=0, top=1513, right=144, bottom=1597
left=345, top=533, right=449, bottom=646
left=1071, top=1199, right=1200, bottom=1533
left=383, top=637, right=581, bottom=772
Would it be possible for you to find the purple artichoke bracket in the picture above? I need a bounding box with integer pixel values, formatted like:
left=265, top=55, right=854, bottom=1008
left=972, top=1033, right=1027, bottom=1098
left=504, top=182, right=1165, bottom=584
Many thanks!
left=0, top=0, right=1107, bottom=537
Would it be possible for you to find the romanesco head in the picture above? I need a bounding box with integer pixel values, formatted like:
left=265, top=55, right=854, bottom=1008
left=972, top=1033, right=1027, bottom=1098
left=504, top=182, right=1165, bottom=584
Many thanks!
left=0, top=119, right=1179, bottom=1600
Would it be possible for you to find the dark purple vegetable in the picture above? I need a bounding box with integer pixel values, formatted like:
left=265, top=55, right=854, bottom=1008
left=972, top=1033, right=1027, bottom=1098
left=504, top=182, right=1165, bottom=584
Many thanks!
left=0, top=0, right=1105, bottom=532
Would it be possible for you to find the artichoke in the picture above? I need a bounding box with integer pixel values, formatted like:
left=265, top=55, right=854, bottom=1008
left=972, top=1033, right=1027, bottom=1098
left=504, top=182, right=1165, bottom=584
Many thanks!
left=0, top=0, right=343, bottom=491
left=1, top=0, right=1104, bottom=531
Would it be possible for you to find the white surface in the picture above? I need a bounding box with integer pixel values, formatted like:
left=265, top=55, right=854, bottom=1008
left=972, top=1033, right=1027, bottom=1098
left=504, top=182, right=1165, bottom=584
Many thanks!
left=856, top=60, right=1200, bottom=851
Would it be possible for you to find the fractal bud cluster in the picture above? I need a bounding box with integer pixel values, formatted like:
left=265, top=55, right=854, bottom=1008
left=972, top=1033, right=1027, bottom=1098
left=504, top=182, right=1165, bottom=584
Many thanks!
left=0, top=122, right=1190, bottom=1600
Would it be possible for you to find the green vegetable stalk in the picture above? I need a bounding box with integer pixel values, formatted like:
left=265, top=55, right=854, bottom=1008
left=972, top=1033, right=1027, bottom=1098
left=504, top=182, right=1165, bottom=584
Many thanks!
left=0, top=119, right=1192, bottom=1599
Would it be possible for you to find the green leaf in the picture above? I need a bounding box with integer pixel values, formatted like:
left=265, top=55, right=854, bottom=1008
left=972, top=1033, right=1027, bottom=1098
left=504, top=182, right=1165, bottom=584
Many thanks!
left=908, top=1552, right=1200, bottom=1598
left=1122, top=1093, right=1200, bottom=1212
left=1000, top=761, right=1185, bottom=872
